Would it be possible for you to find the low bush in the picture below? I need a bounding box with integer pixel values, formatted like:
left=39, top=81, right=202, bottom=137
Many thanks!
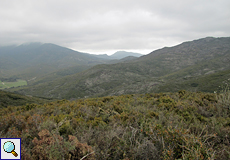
left=0, top=90, right=229, bottom=159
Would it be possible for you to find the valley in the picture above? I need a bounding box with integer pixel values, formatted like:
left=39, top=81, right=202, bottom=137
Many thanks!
left=1, top=0, right=229, bottom=159
left=3, top=36, right=229, bottom=99
left=0, top=79, right=27, bottom=89
left=0, top=36, right=230, bottom=159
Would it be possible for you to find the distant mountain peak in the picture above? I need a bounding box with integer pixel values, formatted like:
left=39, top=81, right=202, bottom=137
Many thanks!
left=110, top=51, right=142, bottom=59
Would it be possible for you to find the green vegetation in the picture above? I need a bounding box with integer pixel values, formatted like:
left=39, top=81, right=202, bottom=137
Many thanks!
left=0, top=79, right=27, bottom=89
left=0, top=90, right=52, bottom=108
left=1, top=90, right=229, bottom=159
left=158, top=69, right=230, bottom=93
left=9, top=37, right=230, bottom=99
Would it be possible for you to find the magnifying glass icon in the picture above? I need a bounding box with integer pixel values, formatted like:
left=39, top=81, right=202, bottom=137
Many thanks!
left=3, top=141, right=18, bottom=157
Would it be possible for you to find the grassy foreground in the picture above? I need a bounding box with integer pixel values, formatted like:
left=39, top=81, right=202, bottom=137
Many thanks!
left=0, top=91, right=229, bottom=159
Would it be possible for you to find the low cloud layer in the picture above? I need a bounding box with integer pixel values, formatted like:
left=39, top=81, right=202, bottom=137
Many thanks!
left=0, top=0, right=229, bottom=54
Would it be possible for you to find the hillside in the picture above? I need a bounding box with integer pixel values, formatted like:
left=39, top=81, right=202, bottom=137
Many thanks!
left=0, top=91, right=229, bottom=159
left=11, top=37, right=230, bottom=99
left=107, top=56, right=139, bottom=64
left=25, top=65, right=93, bottom=86
left=0, top=90, right=52, bottom=108
left=0, top=43, right=108, bottom=80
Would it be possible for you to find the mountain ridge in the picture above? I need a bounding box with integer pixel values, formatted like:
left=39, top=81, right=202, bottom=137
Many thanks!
left=110, top=51, right=143, bottom=59
left=93, top=51, right=143, bottom=60
left=9, top=37, right=230, bottom=99
left=0, top=42, right=109, bottom=80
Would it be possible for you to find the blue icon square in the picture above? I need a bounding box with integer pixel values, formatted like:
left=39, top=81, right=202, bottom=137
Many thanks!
left=0, top=138, right=21, bottom=160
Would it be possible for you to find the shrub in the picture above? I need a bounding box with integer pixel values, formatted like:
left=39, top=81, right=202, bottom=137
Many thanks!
left=32, top=129, right=72, bottom=160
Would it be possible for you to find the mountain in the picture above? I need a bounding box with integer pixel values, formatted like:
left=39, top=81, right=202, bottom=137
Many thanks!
left=10, top=37, right=230, bottom=99
left=0, top=43, right=108, bottom=80
left=110, top=51, right=143, bottom=59
left=92, top=51, right=143, bottom=60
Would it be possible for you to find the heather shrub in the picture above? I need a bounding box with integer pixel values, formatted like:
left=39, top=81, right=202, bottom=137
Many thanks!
left=0, top=91, right=229, bottom=159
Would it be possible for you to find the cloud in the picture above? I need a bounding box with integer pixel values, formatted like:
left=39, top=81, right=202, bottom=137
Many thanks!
left=0, top=0, right=229, bottom=54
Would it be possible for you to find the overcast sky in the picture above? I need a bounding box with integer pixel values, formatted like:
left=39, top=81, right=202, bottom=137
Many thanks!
left=0, top=0, right=229, bottom=55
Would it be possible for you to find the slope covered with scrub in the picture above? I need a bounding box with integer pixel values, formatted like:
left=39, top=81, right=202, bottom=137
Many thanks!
left=0, top=90, right=51, bottom=108
left=1, top=90, right=229, bottom=159
left=11, top=37, right=230, bottom=99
